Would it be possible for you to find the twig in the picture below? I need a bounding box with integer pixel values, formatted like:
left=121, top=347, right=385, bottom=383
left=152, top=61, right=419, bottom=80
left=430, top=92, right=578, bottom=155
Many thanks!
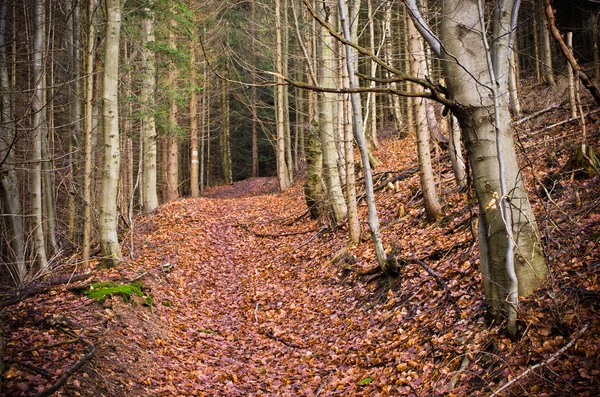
left=8, top=361, right=53, bottom=379
left=315, top=371, right=333, bottom=397
left=408, top=255, right=448, bottom=293
left=526, top=109, right=600, bottom=135
left=488, top=323, right=589, bottom=397
left=448, top=356, right=470, bottom=390
left=33, top=336, right=96, bottom=397
left=514, top=103, right=562, bottom=126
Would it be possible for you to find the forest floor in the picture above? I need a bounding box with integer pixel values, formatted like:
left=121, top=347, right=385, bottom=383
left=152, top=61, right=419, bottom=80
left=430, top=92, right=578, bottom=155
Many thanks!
left=2, top=81, right=600, bottom=396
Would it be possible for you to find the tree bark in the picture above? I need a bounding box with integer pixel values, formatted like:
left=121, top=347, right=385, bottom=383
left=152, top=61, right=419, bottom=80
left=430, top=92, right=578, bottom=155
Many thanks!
left=407, top=13, right=442, bottom=221
left=99, top=0, right=123, bottom=268
left=540, top=0, right=555, bottom=86
left=140, top=2, right=159, bottom=212
left=442, top=0, right=547, bottom=319
left=276, top=0, right=290, bottom=190
left=338, top=0, right=394, bottom=274
left=318, top=1, right=347, bottom=222
left=190, top=13, right=200, bottom=198
left=166, top=28, right=179, bottom=200
left=0, top=0, right=25, bottom=282
left=82, top=0, right=95, bottom=260
left=221, top=76, right=232, bottom=185
left=31, top=0, right=48, bottom=270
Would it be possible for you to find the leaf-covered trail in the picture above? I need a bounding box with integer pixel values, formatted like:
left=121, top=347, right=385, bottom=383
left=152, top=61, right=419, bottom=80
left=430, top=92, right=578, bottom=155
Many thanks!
left=128, top=187, right=378, bottom=396
left=4, top=123, right=599, bottom=396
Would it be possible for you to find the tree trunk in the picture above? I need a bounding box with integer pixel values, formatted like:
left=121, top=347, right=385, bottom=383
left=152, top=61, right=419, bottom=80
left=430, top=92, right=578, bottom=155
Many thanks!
left=65, top=0, right=80, bottom=245
left=338, top=0, right=395, bottom=275
left=384, top=2, right=403, bottom=132
left=189, top=7, right=199, bottom=197
left=276, top=0, right=290, bottom=190
left=221, top=77, right=232, bottom=185
left=442, top=0, right=547, bottom=320
left=99, top=0, right=123, bottom=268
left=318, top=1, right=347, bottom=222
left=407, top=14, right=442, bottom=221
left=82, top=0, right=95, bottom=260
left=0, top=0, right=25, bottom=282
left=140, top=2, right=159, bottom=212
left=283, top=0, right=294, bottom=184
left=540, top=0, right=555, bottom=86
left=251, top=0, right=259, bottom=178
left=365, top=0, right=379, bottom=147
left=31, top=0, right=48, bottom=270
left=448, top=114, right=467, bottom=189
left=339, top=19, right=360, bottom=244
left=166, top=28, right=179, bottom=201
left=304, top=119, right=325, bottom=219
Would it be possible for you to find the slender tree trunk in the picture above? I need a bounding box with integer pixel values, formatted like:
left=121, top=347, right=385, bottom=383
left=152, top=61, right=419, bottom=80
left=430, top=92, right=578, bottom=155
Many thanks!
left=99, top=0, right=123, bottom=268
left=339, top=23, right=360, bottom=244
left=0, top=1, right=25, bottom=282
left=566, top=32, right=577, bottom=119
left=283, top=0, right=294, bottom=183
left=140, top=2, right=159, bottom=211
left=407, top=14, right=442, bottom=221
left=82, top=0, right=95, bottom=260
left=251, top=0, right=259, bottom=178
left=338, top=0, right=395, bottom=275
left=221, top=77, right=232, bottom=184
left=190, top=22, right=199, bottom=197
left=532, top=8, right=542, bottom=84
left=540, top=0, right=555, bottom=86
left=276, top=0, right=290, bottom=190
left=365, top=0, right=379, bottom=147
left=384, top=2, right=403, bottom=132
left=442, top=0, right=546, bottom=324
left=166, top=28, right=179, bottom=201
left=31, top=0, right=48, bottom=270
left=594, top=14, right=599, bottom=82
left=65, top=0, right=80, bottom=245
left=449, top=114, right=467, bottom=188
left=200, top=59, right=207, bottom=192
left=318, top=1, right=347, bottom=222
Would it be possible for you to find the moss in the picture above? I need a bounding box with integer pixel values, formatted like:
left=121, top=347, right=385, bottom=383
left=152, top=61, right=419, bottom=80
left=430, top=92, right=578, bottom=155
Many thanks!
left=85, top=282, right=152, bottom=305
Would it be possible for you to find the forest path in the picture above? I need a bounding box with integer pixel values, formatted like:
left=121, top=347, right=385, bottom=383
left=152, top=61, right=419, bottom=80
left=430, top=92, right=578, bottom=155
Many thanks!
left=125, top=179, right=377, bottom=396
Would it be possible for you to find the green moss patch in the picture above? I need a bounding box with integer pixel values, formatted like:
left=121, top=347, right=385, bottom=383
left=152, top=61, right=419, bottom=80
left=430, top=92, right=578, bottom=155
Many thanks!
left=85, top=282, right=152, bottom=305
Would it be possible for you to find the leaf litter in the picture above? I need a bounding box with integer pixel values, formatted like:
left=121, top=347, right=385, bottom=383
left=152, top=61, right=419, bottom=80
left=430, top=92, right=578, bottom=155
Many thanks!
left=2, top=93, right=600, bottom=396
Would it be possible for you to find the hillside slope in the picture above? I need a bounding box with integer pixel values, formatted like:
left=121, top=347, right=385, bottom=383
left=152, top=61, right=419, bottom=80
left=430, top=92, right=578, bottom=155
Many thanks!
left=2, top=90, right=599, bottom=396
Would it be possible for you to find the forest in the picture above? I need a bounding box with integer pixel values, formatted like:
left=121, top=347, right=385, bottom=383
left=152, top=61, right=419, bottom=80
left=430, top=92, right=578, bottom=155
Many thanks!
left=1, top=0, right=599, bottom=395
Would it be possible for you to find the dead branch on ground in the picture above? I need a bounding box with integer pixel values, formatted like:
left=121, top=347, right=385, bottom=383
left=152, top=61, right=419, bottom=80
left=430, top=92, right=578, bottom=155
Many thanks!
left=489, top=323, right=589, bottom=397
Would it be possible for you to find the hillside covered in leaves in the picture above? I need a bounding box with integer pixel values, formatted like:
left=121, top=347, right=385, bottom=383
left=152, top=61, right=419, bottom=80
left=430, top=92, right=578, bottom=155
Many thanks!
left=2, top=82, right=600, bottom=396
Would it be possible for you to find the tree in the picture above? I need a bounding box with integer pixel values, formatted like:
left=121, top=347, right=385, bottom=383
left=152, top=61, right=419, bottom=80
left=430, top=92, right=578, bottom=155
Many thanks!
left=317, top=1, right=347, bottom=222
left=82, top=0, right=96, bottom=260
left=99, top=0, right=123, bottom=268
left=275, top=0, right=291, bottom=190
left=406, top=9, right=442, bottom=221
left=437, top=0, right=547, bottom=336
left=0, top=0, right=25, bottom=282
left=141, top=1, right=159, bottom=212
left=31, top=0, right=48, bottom=270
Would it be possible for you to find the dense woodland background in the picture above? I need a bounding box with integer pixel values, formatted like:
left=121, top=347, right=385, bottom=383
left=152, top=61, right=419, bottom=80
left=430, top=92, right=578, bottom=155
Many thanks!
left=1, top=0, right=600, bottom=396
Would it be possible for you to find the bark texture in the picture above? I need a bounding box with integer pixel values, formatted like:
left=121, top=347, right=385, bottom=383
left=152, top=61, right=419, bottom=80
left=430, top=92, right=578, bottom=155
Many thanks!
left=100, top=0, right=123, bottom=268
left=442, top=0, right=547, bottom=312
